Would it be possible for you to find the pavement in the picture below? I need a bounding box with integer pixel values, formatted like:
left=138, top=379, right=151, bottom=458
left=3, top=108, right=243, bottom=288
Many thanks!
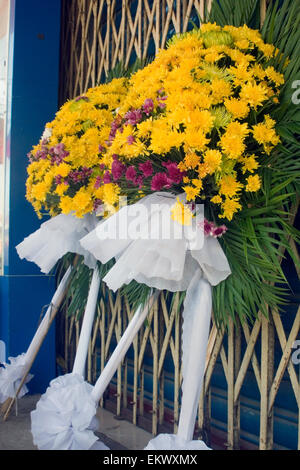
left=0, top=395, right=152, bottom=451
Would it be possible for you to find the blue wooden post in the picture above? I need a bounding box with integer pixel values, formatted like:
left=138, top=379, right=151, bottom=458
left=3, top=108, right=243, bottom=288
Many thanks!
left=0, top=0, right=61, bottom=393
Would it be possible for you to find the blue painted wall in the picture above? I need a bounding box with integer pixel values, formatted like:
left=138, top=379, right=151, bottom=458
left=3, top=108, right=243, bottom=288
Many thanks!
left=0, top=0, right=61, bottom=393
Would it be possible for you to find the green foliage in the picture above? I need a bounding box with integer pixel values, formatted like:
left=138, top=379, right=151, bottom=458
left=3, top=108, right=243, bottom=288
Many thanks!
left=206, top=0, right=300, bottom=327
left=207, top=0, right=261, bottom=28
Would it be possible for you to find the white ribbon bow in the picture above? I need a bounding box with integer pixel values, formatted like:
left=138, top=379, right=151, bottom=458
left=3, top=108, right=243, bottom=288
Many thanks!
left=80, top=192, right=231, bottom=450
left=16, top=212, right=99, bottom=274
left=31, top=373, right=108, bottom=450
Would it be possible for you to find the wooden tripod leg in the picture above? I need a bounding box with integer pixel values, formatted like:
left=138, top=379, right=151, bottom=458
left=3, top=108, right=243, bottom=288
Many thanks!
left=91, top=291, right=159, bottom=404
left=1, top=261, right=76, bottom=421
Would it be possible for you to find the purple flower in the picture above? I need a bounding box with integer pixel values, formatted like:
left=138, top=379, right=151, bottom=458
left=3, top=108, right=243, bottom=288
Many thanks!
left=103, top=171, right=112, bottom=184
left=68, top=166, right=92, bottom=183
left=124, top=109, right=143, bottom=126
left=143, top=98, right=154, bottom=116
left=54, top=175, right=63, bottom=185
left=98, top=145, right=105, bottom=153
left=136, top=175, right=144, bottom=189
left=49, top=143, right=69, bottom=165
left=94, top=176, right=102, bottom=189
left=199, top=219, right=227, bottom=238
left=212, top=225, right=227, bottom=238
left=162, top=161, right=183, bottom=185
left=111, top=158, right=126, bottom=181
left=139, top=161, right=153, bottom=178
left=203, top=220, right=214, bottom=236
left=93, top=198, right=103, bottom=211
left=109, top=116, right=123, bottom=142
left=126, top=166, right=137, bottom=184
left=151, top=172, right=171, bottom=191
left=75, top=95, right=89, bottom=102
left=127, top=135, right=136, bottom=145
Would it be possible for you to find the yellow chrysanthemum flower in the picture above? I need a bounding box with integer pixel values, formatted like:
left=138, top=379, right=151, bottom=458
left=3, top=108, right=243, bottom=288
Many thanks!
left=224, top=98, right=250, bottom=119
left=171, top=199, right=194, bottom=226
left=203, top=149, right=222, bottom=173
left=219, top=174, right=243, bottom=198
left=220, top=198, right=242, bottom=220
left=240, top=82, right=269, bottom=109
left=184, top=185, right=200, bottom=201
left=246, top=174, right=261, bottom=192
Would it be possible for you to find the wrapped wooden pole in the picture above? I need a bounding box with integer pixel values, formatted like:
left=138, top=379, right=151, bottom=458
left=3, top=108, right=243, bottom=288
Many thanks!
left=1, top=265, right=73, bottom=420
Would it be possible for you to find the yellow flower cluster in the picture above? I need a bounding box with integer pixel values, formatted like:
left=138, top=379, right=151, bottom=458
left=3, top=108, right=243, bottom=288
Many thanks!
left=26, top=78, right=127, bottom=217
left=110, top=23, right=282, bottom=220
left=26, top=23, right=283, bottom=222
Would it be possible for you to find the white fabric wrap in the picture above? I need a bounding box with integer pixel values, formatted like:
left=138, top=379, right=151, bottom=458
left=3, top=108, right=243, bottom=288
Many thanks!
left=144, top=434, right=210, bottom=450
left=31, top=373, right=108, bottom=450
left=0, top=354, right=33, bottom=403
left=80, top=192, right=231, bottom=450
left=16, top=213, right=98, bottom=274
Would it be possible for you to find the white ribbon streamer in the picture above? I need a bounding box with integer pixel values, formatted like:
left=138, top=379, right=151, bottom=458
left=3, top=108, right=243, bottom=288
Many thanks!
left=0, top=267, right=72, bottom=404
left=31, top=268, right=111, bottom=450
left=72, top=268, right=100, bottom=377
left=80, top=192, right=231, bottom=450
left=11, top=212, right=98, bottom=409
left=0, top=354, right=33, bottom=404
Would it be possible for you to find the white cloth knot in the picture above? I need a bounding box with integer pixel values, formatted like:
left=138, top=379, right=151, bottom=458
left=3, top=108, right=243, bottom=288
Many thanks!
left=31, top=373, right=107, bottom=450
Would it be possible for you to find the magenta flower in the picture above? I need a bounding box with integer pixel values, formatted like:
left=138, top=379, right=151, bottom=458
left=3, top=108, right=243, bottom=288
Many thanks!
left=198, top=219, right=227, bottom=238
left=162, top=161, right=183, bottom=185
left=103, top=171, right=112, bottom=184
left=124, top=109, right=143, bottom=126
left=139, top=161, right=153, bottom=178
left=75, top=95, right=89, bottom=102
left=93, top=198, right=103, bottom=211
left=49, top=143, right=69, bottom=165
left=94, top=176, right=102, bottom=189
left=212, top=225, right=227, bottom=238
left=151, top=172, right=171, bottom=191
left=109, top=115, right=123, bottom=142
left=127, top=135, right=136, bottom=145
left=143, top=98, right=154, bottom=116
left=111, top=159, right=126, bottom=181
left=98, top=145, right=105, bottom=153
left=54, top=175, right=63, bottom=185
left=126, top=166, right=137, bottom=184
left=136, top=175, right=144, bottom=189
left=203, top=220, right=214, bottom=236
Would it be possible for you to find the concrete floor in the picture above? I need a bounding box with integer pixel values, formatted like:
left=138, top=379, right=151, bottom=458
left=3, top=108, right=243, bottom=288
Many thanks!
left=0, top=395, right=152, bottom=451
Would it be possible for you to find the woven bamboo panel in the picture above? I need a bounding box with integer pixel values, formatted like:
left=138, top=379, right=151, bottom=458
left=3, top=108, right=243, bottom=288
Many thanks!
left=57, top=244, right=300, bottom=449
left=59, top=0, right=211, bottom=103
left=56, top=0, right=300, bottom=450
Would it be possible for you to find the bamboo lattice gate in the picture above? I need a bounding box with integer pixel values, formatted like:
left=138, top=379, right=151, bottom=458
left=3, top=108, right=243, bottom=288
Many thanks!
left=57, top=0, right=300, bottom=450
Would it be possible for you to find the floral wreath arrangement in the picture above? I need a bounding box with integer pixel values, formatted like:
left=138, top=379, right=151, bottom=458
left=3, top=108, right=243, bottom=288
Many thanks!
left=2, top=0, right=300, bottom=452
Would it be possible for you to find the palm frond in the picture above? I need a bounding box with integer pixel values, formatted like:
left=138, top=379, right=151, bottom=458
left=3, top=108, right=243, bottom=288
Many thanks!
left=207, top=0, right=261, bottom=28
